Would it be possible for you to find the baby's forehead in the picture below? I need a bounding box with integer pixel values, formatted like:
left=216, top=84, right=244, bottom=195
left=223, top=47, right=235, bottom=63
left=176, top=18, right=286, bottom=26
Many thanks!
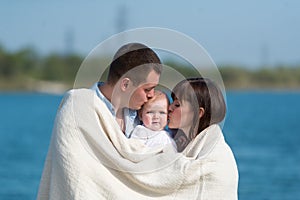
left=144, top=99, right=168, bottom=109
left=143, top=105, right=168, bottom=112
left=148, top=96, right=168, bottom=104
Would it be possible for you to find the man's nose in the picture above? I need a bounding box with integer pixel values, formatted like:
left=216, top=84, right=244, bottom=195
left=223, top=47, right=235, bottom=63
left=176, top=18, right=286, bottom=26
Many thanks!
left=147, top=90, right=155, bottom=98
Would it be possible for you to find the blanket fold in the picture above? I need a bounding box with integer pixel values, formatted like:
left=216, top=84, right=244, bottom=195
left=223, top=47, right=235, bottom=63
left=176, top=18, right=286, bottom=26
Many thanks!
left=37, top=89, right=238, bottom=200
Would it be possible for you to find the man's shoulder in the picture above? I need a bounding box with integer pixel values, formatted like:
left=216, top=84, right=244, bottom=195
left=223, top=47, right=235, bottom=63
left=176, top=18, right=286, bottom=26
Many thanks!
left=60, top=88, right=96, bottom=107
left=64, top=88, right=94, bottom=98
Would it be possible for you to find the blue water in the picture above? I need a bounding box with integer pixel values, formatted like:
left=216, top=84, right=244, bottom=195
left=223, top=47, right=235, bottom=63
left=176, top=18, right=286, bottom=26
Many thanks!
left=0, top=91, right=299, bottom=200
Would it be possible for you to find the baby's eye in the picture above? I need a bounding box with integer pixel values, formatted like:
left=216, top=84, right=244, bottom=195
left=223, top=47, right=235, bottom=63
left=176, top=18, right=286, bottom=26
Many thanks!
left=159, top=112, right=167, bottom=115
left=146, top=111, right=154, bottom=114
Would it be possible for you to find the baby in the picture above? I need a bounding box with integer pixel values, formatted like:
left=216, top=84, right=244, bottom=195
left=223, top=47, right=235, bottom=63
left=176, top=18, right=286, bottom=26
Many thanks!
left=130, top=90, right=175, bottom=148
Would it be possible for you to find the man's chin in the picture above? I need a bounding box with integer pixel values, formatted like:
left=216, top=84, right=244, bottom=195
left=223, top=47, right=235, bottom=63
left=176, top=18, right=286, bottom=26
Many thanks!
left=129, top=103, right=141, bottom=110
left=132, top=105, right=142, bottom=110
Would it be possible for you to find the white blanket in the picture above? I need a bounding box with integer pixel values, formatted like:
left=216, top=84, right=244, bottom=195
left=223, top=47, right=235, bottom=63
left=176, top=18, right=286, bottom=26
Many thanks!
left=37, top=89, right=238, bottom=200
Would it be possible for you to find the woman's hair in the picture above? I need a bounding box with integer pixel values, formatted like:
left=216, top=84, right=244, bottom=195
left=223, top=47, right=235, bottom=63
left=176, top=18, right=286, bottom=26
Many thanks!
left=107, top=43, right=162, bottom=86
left=171, top=77, right=226, bottom=140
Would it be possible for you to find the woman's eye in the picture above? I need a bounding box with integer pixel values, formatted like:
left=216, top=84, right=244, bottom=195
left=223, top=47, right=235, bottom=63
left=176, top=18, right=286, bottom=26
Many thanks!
left=175, top=104, right=180, bottom=107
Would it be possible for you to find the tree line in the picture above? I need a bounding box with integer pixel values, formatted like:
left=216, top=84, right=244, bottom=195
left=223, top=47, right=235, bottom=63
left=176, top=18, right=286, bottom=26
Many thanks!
left=1, top=45, right=300, bottom=91
left=0, top=46, right=81, bottom=82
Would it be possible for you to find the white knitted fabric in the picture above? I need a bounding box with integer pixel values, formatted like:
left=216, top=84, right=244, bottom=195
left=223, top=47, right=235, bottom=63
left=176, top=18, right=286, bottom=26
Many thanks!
left=37, top=89, right=238, bottom=200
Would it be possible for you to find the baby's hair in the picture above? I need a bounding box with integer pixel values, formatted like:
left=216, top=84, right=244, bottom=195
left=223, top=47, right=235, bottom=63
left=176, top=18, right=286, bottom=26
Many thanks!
left=138, top=90, right=169, bottom=120
left=147, top=90, right=169, bottom=105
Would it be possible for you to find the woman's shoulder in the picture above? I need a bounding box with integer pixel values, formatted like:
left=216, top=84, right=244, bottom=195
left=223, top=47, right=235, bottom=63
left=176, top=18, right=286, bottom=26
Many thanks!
left=183, top=124, right=223, bottom=158
left=202, top=125, right=237, bottom=166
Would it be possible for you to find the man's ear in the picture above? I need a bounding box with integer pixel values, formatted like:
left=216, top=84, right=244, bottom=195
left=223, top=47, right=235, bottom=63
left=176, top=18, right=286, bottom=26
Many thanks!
left=199, top=107, right=205, bottom=118
left=120, top=78, right=130, bottom=91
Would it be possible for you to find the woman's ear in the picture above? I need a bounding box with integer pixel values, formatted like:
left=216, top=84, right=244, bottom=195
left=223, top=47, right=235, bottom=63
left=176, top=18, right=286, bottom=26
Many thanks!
left=120, top=78, right=130, bottom=91
left=199, top=107, right=205, bottom=118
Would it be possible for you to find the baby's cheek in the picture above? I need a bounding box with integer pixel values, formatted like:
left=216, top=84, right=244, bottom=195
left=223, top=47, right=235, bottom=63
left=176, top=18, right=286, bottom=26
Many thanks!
left=142, top=116, right=152, bottom=126
left=161, top=116, right=168, bottom=126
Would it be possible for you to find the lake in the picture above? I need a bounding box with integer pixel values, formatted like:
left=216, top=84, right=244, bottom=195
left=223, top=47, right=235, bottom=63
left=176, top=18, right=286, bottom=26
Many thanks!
left=0, top=91, right=299, bottom=200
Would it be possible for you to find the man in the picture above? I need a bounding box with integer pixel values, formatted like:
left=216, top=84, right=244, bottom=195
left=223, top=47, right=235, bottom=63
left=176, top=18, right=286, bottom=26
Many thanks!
left=37, top=43, right=163, bottom=199
left=90, top=42, right=162, bottom=137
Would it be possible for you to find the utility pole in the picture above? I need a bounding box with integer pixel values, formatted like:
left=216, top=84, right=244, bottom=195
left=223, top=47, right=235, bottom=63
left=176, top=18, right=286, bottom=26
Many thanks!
left=64, top=28, right=75, bottom=56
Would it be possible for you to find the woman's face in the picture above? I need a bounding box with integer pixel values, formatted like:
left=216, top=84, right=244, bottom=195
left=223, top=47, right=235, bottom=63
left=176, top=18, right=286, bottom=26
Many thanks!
left=168, top=98, right=194, bottom=135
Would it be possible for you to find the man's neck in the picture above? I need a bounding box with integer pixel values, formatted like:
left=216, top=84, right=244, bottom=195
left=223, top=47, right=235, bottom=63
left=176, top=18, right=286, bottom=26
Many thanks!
left=98, top=83, right=112, bottom=102
left=99, top=83, right=123, bottom=118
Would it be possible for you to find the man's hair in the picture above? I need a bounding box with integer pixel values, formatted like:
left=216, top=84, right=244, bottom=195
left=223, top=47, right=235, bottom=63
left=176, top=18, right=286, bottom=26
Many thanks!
left=107, top=43, right=162, bottom=86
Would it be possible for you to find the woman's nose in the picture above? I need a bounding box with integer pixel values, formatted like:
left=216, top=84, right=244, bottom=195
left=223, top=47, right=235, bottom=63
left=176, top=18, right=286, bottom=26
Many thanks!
left=168, top=104, right=173, bottom=112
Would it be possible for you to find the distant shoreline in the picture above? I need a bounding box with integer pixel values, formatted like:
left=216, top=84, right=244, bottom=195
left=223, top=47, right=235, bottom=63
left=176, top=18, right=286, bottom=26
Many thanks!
left=1, top=85, right=300, bottom=95
left=0, top=79, right=71, bottom=95
left=2, top=64, right=300, bottom=94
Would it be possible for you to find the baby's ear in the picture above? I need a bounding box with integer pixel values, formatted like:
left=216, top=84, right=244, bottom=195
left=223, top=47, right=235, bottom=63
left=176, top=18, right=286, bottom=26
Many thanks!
left=199, top=107, right=205, bottom=118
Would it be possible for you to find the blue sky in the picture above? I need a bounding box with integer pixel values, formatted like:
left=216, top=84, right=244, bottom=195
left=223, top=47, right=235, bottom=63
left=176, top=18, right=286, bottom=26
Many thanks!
left=1, top=0, right=300, bottom=68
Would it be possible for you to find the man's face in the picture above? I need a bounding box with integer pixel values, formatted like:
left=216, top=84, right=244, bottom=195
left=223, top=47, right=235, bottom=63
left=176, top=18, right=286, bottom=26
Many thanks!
left=128, top=70, right=160, bottom=110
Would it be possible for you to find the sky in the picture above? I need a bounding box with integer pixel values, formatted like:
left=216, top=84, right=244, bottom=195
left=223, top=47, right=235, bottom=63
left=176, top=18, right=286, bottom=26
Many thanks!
left=1, top=0, right=300, bottom=68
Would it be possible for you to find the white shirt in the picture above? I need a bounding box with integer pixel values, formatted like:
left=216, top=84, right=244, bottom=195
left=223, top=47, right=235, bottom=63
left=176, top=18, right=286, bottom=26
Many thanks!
left=130, top=125, right=176, bottom=149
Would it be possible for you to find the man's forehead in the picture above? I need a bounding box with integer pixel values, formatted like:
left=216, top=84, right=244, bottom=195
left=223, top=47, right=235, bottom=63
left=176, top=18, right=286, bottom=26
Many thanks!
left=145, top=70, right=160, bottom=82
left=141, top=82, right=157, bottom=87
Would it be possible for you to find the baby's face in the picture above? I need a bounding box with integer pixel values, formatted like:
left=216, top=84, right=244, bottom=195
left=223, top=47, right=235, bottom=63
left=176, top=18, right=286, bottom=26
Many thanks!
left=141, top=98, right=168, bottom=131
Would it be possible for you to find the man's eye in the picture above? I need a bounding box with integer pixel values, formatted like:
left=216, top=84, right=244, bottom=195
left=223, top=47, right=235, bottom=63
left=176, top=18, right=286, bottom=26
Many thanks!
left=145, top=87, right=154, bottom=92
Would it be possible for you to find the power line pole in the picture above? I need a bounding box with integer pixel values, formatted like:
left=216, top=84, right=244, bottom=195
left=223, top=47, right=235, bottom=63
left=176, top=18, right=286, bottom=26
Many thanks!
left=64, top=28, right=75, bottom=56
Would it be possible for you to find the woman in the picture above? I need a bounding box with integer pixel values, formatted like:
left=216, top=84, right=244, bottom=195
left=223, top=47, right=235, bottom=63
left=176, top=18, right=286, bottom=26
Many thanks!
left=169, top=77, right=226, bottom=151
left=168, top=77, right=239, bottom=199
